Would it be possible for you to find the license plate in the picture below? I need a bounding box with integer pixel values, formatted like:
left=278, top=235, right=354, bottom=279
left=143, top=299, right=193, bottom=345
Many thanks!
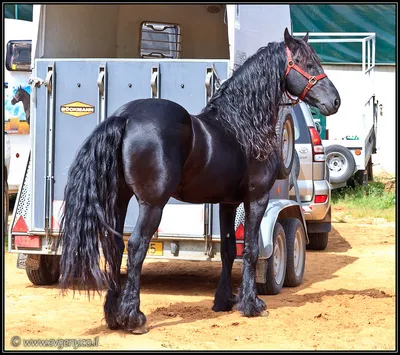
left=124, top=241, right=163, bottom=256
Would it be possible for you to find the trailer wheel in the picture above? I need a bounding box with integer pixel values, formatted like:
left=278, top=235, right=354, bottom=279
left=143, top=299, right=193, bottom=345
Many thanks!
left=281, top=218, right=306, bottom=287
left=325, top=145, right=356, bottom=184
left=256, top=222, right=287, bottom=295
left=306, top=232, right=329, bottom=251
left=26, top=255, right=60, bottom=285
left=276, top=109, right=295, bottom=179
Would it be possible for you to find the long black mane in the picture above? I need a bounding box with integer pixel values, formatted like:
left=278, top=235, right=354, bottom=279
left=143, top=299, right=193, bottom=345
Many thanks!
left=201, top=41, right=287, bottom=161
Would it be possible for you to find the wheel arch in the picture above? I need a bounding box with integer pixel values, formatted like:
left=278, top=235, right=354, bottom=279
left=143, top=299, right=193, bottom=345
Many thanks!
left=258, top=200, right=308, bottom=260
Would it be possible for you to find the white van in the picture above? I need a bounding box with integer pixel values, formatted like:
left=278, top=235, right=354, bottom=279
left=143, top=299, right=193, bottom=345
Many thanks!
left=4, top=17, right=33, bottom=195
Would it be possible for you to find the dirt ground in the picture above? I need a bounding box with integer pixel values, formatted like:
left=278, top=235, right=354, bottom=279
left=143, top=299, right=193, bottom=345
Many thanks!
left=4, top=218, right=396, bottom=351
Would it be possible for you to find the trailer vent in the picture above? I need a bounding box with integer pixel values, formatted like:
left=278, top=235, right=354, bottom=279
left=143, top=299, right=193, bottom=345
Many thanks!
left=16, top=156, right=31, bottom=221
left=234, top=203, right=246, bottom=231
left=205, top=5, right=223, bottom=14
left=140, top=22, right=181, bottom=59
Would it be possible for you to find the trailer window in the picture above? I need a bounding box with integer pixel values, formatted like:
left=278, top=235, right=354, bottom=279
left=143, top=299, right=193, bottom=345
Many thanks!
left=6, top=40, right=32, bottom=72
left=140, top=22, right=181, bottom=59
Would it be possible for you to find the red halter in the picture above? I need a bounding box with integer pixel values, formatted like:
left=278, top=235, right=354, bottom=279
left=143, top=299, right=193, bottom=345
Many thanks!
left=285, top=46, right=327, bottom=104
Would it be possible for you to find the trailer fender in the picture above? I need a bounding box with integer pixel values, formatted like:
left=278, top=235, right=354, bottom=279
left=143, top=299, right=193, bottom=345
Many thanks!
left=258, top=199, right=308, bottom=260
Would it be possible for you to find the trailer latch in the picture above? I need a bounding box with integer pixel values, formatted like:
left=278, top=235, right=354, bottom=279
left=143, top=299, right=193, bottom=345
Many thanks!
left=28, top=76, right=45, bottom=88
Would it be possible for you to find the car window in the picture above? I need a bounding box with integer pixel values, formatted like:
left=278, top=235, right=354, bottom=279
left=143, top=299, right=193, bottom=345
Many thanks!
left=292, top=104, right=311, bottom=144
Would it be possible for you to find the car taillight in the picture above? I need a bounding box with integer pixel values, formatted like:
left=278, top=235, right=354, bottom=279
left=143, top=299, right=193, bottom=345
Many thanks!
left=309, top=127, right=325, bottom=162
left=314, top=195, right=328, bottom=203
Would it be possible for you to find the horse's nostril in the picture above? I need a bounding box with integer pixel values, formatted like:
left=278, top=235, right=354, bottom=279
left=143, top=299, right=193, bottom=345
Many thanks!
left=334, top=98, right=340, bottom=108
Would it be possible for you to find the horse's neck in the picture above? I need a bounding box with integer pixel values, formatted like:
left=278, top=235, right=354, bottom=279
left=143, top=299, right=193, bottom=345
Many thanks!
left=21, top=95, right=30, bottom=111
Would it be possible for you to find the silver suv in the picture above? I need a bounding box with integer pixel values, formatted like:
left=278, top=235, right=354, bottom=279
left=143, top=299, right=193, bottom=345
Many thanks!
left=284, top=102, right=331, bottom=250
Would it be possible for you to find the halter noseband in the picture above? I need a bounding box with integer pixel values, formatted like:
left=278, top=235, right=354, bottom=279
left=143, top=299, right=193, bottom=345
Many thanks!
left=285, top=46, right=327, bottom=105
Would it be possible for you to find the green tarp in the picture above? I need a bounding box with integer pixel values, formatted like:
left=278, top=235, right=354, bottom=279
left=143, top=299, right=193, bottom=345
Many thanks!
left=290, top=4, right=396, bottom=65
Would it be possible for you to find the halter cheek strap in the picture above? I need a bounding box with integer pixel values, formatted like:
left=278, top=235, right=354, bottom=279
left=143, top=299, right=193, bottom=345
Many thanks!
left=285, top=46, right=327, bottom=102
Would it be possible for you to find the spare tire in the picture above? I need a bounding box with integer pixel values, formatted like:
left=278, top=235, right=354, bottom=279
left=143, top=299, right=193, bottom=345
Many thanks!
left=325, top=145, right=356, bottom=184
left=276, top=109, right=295, bottom=180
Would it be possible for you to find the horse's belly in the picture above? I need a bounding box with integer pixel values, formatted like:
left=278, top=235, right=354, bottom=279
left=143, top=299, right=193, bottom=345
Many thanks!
left=175, top=160, right=246, bottom=204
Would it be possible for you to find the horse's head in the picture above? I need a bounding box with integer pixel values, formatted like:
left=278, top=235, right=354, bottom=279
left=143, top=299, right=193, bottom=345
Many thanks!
left=11, top=86, right=23, bottom=105
left=283, top=28, right=340, bottom=116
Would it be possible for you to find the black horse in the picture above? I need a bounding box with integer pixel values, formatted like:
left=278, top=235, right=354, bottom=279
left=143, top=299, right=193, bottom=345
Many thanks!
left=59, top=29, right=340, bottom=333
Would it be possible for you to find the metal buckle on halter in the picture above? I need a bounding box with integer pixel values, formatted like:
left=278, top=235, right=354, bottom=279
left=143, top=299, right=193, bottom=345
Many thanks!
left=288, top=60, right=294, bottom=67
left=309, top=76, right=317, bottom=85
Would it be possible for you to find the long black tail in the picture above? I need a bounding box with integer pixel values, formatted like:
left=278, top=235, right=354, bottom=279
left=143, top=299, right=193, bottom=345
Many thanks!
left=59, top=115, right=129, bottom=296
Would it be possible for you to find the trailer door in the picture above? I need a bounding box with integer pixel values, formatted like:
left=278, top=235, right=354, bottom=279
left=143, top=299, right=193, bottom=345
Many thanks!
left=226, top=4, right=292, bottom=74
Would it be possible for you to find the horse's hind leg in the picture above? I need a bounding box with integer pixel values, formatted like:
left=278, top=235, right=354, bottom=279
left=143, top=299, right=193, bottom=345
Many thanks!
left=212, top=203, right=239, bottom=312
left=116, top=202, right=164, bottom=333
left=103, top=194, right=131, bottom=329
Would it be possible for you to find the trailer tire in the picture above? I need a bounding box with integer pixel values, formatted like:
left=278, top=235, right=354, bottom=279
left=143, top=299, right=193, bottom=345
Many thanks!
left=306, top=232, right=329, bottom=251
left=26, top=255, right=60, bottom=285
left=256, top=222, right=287, bottom=295
left=276, top=110, right=295, bottom=180
left=281, top=218, right=306, bottom=287
left=325, top=145, right=356, bottom=184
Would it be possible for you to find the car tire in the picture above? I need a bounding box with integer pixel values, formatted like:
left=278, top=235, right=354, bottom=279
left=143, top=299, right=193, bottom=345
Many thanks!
left=281, top=218, right=306, bottom=287
left=306, top=232, right=329, bottom=251
left=26, top=255, right=60, bottom=285
left=256, top=222, right=287, bottom=295
left=325, top=145, right=356, bottom=184
left=276, top=110, right=295, bottom=180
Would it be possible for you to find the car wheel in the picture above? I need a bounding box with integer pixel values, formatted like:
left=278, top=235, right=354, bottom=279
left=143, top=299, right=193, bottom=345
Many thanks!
left=325, top=145, right=356, bottom=184
left=307, top=232, right=329, bottom=251
left=281, top=218, right=306, bottom=287
left=256, top=222, right=287, bottom=295
left=276, top=110, right=295, bottom=180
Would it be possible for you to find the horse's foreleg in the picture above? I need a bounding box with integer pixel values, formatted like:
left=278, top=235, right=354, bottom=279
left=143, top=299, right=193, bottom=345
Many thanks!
left=237, top=194, right=269, bottom=317
left=212, top=203, right=239, bottom=312
left=116, top=202, right=164, bottom=333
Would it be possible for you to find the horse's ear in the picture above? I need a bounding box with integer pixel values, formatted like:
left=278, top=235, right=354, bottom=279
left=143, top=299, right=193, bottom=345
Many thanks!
left=284, top=28, right=296, bottom=49
left=303, top=32, right=309, bottom=43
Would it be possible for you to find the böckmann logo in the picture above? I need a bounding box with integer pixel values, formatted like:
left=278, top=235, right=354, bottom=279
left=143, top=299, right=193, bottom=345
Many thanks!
left=60, top=101, right=95, bottom=118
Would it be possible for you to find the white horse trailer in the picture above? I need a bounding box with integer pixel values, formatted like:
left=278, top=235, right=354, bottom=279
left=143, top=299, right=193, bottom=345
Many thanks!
left=4, top=18, right=34, bottom=194
left=9, top=4, right=308, bottom=296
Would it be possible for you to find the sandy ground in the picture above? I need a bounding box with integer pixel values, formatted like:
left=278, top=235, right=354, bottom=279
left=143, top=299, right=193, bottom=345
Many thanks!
left=4, top=217, right=396, bottom=351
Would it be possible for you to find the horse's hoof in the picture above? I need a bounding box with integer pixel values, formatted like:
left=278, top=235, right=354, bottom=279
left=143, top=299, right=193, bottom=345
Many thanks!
left=130, top=324, right=148, bottom=334
left=261, top=310, right=269, bottom=317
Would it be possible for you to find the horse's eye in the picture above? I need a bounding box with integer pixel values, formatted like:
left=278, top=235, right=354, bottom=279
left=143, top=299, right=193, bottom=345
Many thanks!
left=307, top=63, right=313, bottom=69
